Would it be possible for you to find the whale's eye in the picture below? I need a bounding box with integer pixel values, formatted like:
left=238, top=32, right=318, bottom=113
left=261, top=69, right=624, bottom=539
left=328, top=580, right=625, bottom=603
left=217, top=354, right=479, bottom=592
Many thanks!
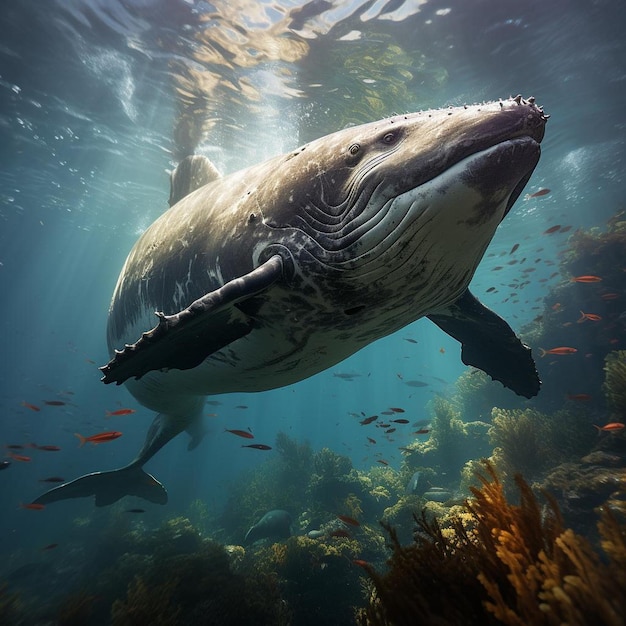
left=382, top=132, right=397, bottom=145
left=349, top=143, right=360, bottom=155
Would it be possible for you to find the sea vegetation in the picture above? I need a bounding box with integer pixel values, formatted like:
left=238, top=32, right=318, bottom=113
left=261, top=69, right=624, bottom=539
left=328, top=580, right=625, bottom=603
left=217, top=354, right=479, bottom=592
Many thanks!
left=109, top=544, right=285, bottom=625
left=307, top=447, right=377, bottom=521
left=380, top=495, right=424, bottom=544
left=96, top=516, right=286, bottom=626
left=187, top=498, right=212, bottom=536
left=219, top=432, right=314, bottom=542
left=488, top=407, right=592, bottom=486
left=0, top=582, right=22, bottom=625
left=251, top=534, right=371, bottom=626
left=521, top=213, right=626, bottom=413
left=400, top=397, right=491, bottom=484
left=603, top=350, right=626, bottom=419
left=57, top=591, right=100, bottom=626
left=357, top=461, right=626, bottom=626
left=454, top=368, right=528, bottom=422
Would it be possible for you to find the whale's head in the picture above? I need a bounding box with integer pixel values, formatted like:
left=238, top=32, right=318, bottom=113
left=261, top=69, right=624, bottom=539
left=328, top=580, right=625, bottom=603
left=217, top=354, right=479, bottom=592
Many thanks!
left=263, top=96, right=547, bottom=313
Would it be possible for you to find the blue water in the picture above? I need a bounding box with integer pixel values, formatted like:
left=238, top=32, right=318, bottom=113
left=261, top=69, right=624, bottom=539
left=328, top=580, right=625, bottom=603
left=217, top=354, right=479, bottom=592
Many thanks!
left=0, top=0, right=625, bottom=620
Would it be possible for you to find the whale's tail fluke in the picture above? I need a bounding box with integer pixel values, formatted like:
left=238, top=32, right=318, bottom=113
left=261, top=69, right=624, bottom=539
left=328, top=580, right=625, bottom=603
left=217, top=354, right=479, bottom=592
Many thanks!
left=31, top=466, right=168, bottom=507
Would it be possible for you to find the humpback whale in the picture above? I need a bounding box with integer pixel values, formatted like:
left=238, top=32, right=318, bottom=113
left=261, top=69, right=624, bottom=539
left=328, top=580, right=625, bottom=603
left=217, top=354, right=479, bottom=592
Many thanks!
left=34, top=96, right=546, bottom=507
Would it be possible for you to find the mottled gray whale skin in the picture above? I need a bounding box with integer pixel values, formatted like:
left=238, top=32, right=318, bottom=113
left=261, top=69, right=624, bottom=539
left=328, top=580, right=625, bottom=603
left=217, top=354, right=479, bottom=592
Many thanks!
left=244, top=509, right=292, bottom=545
left=34, top=96, right=546, bottom=507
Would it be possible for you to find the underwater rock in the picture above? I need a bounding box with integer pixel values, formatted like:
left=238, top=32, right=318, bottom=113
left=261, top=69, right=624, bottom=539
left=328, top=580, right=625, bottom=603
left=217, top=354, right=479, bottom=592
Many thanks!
left=581, top=450, right=624, bottom=467
left=541, top=447, right=626, bottom=537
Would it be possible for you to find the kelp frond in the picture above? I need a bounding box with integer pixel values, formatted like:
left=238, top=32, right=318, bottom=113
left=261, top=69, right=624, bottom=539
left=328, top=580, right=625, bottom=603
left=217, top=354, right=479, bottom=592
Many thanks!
left=358, top=460, right=626, bottom=626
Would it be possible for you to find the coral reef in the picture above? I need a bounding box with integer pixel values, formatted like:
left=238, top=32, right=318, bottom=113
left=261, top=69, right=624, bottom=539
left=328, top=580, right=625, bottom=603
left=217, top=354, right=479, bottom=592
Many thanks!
left=357, top=461, right=626, bottom=626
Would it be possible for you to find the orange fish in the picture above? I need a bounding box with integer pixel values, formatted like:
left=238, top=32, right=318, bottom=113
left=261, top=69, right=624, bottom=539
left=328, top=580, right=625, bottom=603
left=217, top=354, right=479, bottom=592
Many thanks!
left=567, top=394, right=592, bottom=402
left=330, top=529, right=351, bottom=538
left=337, top=514, right=360, bottom=527
left=600, top=293, right=619, bottom=300
left=20, top=503, right=45, bottom=510
left=32, top=445, right=61, bottom=452
left=543, top=225, right=561, bottom=234
left=377, top=459, right=389, bottom=466
left=43, top=400, right=66, bottom=406
left=352, top=559, right=371, bottom=569
left=594, top=423, right=624, bottom=432
left=21, top=401, right=40, bottom=412
left=577, top=311, right=602, bottom=322
left=75, top=431, right=122, bottom=447
left=224, top=429, right=254, bottom=439
left=570, top=275, right=602, bottom=283
left=106, top=408, right=136, bottom=416
left=539, top=347, right=578, bottom=357
left=10, top=453, right=31, bottom=462
left=526, top=188, right=551, bottom=198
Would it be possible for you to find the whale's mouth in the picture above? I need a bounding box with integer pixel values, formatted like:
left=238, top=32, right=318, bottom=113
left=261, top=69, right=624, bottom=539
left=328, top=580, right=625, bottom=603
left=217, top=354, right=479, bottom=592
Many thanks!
left=457, top=135, right=542, bottom=223
left=315, top=134, right=542, bottom=274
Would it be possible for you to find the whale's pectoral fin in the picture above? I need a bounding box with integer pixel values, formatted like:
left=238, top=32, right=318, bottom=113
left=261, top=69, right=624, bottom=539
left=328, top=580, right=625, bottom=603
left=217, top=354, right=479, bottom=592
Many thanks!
left=100, top=255, right=284, bottom=385
left=427, top=290, right=540, bottom=398
left=31, top=467, right=167, bottom=507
